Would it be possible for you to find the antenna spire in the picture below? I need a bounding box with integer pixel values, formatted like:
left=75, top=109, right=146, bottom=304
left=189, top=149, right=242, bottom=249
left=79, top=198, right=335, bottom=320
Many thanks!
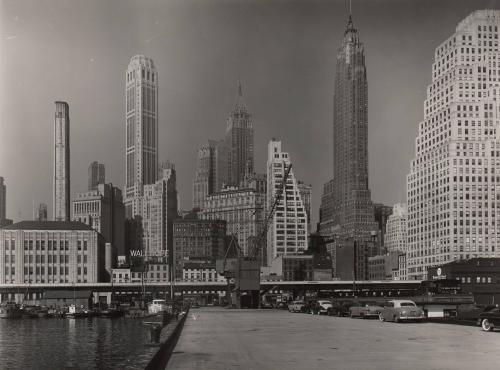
left=349, top=0, right=352, bottom=15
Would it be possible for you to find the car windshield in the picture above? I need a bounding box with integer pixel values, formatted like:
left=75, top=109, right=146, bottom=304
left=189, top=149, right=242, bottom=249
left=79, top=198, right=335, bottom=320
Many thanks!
left=400, top=302, right=416, bottom=307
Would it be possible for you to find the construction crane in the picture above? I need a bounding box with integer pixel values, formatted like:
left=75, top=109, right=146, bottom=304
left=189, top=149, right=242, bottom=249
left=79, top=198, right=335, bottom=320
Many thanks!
left=217, top=164, right=292, bottom=308
left=249, top=163, right=292, bottom=261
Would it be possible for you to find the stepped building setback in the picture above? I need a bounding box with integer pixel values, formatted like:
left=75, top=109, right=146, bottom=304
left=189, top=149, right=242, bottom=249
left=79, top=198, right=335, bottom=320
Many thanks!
left=407, top=10, right=500, bottom=280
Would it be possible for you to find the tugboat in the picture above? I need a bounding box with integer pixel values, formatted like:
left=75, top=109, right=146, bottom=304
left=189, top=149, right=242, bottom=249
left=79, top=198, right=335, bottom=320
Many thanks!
left=0, top=302, right=22, bottom=319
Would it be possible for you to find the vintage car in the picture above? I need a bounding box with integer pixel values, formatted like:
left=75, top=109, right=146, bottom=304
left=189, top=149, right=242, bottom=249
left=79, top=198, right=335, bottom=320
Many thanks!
left=304, top=300, right=332, bottom=315
left=327, top=301, right=353, bottom=317
left=478, top=306, right=500, bottom=332
left=288, top=300, right=306, bottom=313
left=378, top=300, right=425, bottom=322
left=349, top=301, right=384, bottom=319
left=317, top=300, right=333, bottom=315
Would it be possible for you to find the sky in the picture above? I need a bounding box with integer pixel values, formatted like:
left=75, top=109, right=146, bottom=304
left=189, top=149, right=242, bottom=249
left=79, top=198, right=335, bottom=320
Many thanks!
left=1, top=0, right=499, bottom=226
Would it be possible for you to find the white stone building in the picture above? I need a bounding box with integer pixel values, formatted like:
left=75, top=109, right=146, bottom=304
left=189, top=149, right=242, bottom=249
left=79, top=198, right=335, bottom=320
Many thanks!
left=266, top=139, right=308, bottom=266
left=385, top=203, right=407, bottom=253
left=407, top=10, right=500, bottom=279
left=124, top=55, right=158, bottom=219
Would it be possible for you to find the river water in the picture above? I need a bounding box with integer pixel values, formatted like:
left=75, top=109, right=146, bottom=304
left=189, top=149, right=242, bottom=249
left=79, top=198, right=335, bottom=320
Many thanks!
left=0, top=317, right=160, bottom=369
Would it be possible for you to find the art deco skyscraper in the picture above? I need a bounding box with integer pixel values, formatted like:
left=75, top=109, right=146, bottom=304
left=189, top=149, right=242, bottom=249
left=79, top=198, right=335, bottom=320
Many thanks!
left=53, top=101, right=70, bottom=221
left=88, top=161, right=105, bottom=191
left=225, top=81, right=254, bottom=186
left=407, top=10, right=500, bottom=280
left=332, top=16, right=377, bottom=241
left=125, top=55, right=158, bottom=218
left=0, top=177, right=6, bottom=224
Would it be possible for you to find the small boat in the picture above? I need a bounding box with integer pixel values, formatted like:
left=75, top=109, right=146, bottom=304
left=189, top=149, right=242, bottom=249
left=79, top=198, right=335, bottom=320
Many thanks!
left=66, top=304, right=88, bottom=319
left=148, top=299, right=169, bottom=314
left=0, top=302, right=22, bottom=319
left=20, top=305, right=40, bottom=319
left=99, top=303, right=125, bottom=318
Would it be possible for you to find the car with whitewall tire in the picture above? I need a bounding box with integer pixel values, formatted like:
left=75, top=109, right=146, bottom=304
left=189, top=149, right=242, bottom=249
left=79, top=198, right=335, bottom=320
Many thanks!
left=378, top=300, right=425, bottom=323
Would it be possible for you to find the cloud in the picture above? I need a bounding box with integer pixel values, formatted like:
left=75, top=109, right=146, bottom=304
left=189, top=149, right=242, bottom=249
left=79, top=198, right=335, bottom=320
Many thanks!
left=6, top=35, right=18, bottom=40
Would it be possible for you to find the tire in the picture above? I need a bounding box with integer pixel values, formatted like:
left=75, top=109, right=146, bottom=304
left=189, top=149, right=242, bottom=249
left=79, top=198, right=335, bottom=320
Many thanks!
left=482, top=318, right=493, bottom=332
left=379, top=312, right=385, bottom=322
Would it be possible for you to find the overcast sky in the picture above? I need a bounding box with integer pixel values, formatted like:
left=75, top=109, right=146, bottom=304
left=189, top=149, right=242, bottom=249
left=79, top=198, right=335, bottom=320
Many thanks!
left=1, top=0, right=499, bottom=225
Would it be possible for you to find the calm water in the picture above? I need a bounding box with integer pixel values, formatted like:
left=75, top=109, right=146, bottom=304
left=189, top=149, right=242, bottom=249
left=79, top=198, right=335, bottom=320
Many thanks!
left=0, top=317, right=160, bottom=370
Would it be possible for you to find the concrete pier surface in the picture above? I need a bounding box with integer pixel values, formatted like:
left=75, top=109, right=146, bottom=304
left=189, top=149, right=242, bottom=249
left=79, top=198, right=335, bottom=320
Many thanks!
left=167, top=307, right=500, bottom=370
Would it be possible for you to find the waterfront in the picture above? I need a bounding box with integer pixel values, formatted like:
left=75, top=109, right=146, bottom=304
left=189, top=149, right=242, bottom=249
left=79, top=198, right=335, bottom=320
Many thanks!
left=168, top=308, right=500, bottom=370
left=0, top=317, right=159, bottom=369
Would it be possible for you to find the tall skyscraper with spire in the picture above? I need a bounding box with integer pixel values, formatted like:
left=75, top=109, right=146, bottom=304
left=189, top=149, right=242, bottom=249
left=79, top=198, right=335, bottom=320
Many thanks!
left=124, top=55, right=158, bottom=218
left=331, top=15, right=377, bottom=245
left=407, top=10, right=500, bottom=280
left=53, top=101, right=70, bottom=222
left=225, top=81, right=254, bottom=186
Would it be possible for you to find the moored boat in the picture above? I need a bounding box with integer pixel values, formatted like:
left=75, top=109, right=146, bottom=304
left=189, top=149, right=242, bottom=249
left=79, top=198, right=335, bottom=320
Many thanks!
left=66, top=304, right=89, bottom=319
left=0, top=302, right=22, bottom=319
left=99, top=303, right=125, bottom=318
left=148, top=299, right=169, bottom=314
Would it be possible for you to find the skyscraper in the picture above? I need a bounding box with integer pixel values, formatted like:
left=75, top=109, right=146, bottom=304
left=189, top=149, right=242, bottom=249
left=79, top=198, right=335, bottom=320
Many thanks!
left=0, top=177, right=7, bottom=226
left=192, top=140, right=228, bottom=210
left=385, top=203, right=407, bottom=253
left=125, top=55, right=158, bottom=218
left=331, top=15, right=377, bottom=242
left=407, top=10, right=500, bottom=280
left=225, top=81, right=254, bottom=186
left=53, top=101, right=70, bottom=221
left=88, top=161, right=105, bottom=191
left=0, top=177, right=5, bottom=223
left=38, top=203, right=48, bottom=222
left=267, top=139, right=308, bottom=266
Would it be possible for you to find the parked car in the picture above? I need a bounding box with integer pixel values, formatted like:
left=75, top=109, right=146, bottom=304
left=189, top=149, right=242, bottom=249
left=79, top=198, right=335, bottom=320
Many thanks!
left=288, top=300, right=306, bottom=313
left=349, top=301, right=383, bottom=319
left=317, top=300, right=333, bottom=315
left=260, top=301, right=274, bottom=309
left=378, top=300, right=425, bottom=322
left=327, top=301, right=352, bottom=317
left=478, top=306, right=500, bottom=332
left=305, top=300, right=332, bottom=315
left=276, top=301, right=288, bottom=310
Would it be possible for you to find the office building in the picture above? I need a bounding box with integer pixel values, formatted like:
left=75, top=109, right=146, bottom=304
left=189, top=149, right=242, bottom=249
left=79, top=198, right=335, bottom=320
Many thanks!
left=172, top=218, right=226, bottom=279
left=373, top=203, right=393, bottom=253
left=53, top=101, right=70, bottom=222
left=331, top=15, right=378, bottom=246
left=199, top=186, right=265, bottom=257
left=0, top=221, right=106, bottom=284
left=140, top=164, right=178, bottom=261
left=88, top=161, right=105, bottom=191
left=385, top=203, right=408, bottom=253
left=225, top=81, right=254, bottom=186
left=38, top=204, right=48, bottom=222
left=368, top=251, right=400, bottom=280
left=193, top=140, right=228, bottom=210
left=0, top=177, right=12, bottom=227
left=297, top=181, right=312, bottom=233
left=72, top=183, right=125, bottom=261
left=125, top=55, right=158, bottom=218
left=182, top=261, right=225, bottom=282
left=266, top=139, right=308, bottom=266
left=318, top=179, right=335, bottom=242
left=407, top=10, right=500, bottom=279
